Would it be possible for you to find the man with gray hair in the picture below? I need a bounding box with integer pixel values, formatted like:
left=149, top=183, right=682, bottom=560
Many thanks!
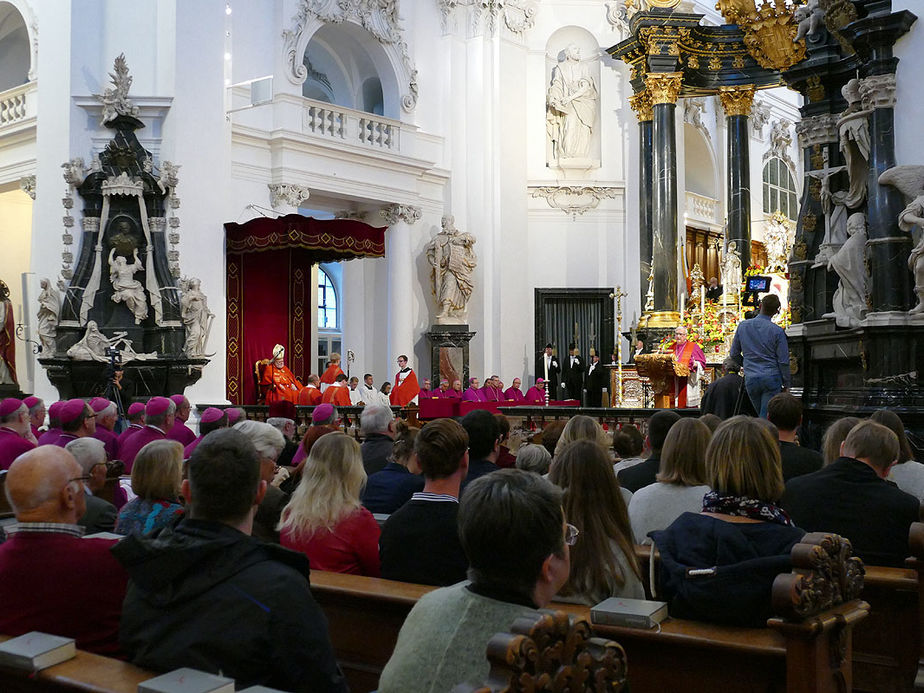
left=266, top=415, right=297, bottom=467
left=0, top=446, right=128, bottom=654
left=234, top=420, right=289, bottom=542
left=66, top=437, right=116, bottom=534
left=699, top=357, right=756, bottom=418
left=360, top=403, right=396, bottom=476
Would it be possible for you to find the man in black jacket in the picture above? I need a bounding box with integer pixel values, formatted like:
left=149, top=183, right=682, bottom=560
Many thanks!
left=781, top=420, right=918, bottom=568
left=359, top=403, right=396, bottom=476
left=700, top=358, right=755, bottom=419
left=535, top=343, right=561, bottom=397
left=563, top=342, right=585, bottom=400
left=766, top=392, right=822, bottom=481
left=585, top=352, right=608, bottom=407
left=114, top=429, right=346, bottom=692
left=617, top=410, right=680, bottom=493
left=379, top=418, right=470, bottom=586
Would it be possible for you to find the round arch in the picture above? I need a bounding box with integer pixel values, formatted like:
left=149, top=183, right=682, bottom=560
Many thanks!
left=683, top=124, right=719, bottom=200
left=0, top=1, right=35, bottom=90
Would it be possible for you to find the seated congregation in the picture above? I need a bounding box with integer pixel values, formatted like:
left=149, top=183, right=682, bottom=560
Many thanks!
left=0, top=387, right=920, bottom=691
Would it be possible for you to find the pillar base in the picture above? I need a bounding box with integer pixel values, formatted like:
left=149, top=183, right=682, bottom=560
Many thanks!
left=425, top=325, right=476, bottom=390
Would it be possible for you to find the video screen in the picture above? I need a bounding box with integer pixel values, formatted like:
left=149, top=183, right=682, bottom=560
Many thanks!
left=746, top=276, right=771, bottom=293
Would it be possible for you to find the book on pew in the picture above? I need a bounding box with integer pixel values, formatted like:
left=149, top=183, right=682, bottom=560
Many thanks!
left=591, top=597, right=669, bottom=629
left=138, top=667, right=234, bottom=693
left=0, top=631, right=75, bottom=671
left=83, top=531, right=124, bottom=540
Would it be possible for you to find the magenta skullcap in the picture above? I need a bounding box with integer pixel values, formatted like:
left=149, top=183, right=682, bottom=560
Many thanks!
left=536, top=378, right=545, bottom=384
left=127, top=402, right=145, bottom=417
left=0, top=398, right=24, bottom=419
left=89, top=397, right=111, bottom=414
left=200, top=407, right=225, bottom=424
left=311, top=403, right=334, bottom=424
left=48, top=400, right=64, bottom=419
left=146, top=396, right=172, bottom=417
left=170, top=394, right=188, bottom=407
left=59, top=398, right=89, bottom=425
left=23, top=396, right=42, bottom=410
left=225, top=407, right=244, bottom=425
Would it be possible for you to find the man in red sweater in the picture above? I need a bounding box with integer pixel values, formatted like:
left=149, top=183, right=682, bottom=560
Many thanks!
left=0, top=445, right=128, bottom=655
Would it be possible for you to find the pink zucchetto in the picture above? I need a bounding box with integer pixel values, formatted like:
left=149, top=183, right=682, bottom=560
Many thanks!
left=200, top=407, right=225, bottom=424
left=89, top=397, right=112, bottom=414
left=146, top=397, right=172, bottom=417
left=58, top=398, right=89, bottom=425
left=0, top=398, right=24, bottom=419
left=23, top=396, right=42, bottom=410
left=224, top=407, right=244, bottom=425
left=127, top=402, right=146, bottom=417
left=48, top=400, right=65, bottom=422
left=170, top=394, right=188, bottom=407
left=311, top=403, right=334, bottom=424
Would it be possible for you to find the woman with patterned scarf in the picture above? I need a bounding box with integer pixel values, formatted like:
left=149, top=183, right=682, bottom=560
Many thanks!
left=649, top=416, right=806, bottom=627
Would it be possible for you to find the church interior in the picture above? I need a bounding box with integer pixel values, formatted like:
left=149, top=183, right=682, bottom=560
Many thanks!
left=1, top=0, right=924, bottom=690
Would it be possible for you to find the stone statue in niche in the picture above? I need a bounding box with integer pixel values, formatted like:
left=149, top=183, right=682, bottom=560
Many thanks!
left=834, top=79, right=871, bottom=210
left=0, top=280, right=17, bottom=386
left=546, top=44, right=598, bottom=162
left=807, top=149, right=848, bottom=266
left=36, top=278, right=60, bottom=354
left=426, top=215, right=477, bottom=325
left=878, top=165, right=924, bottom=315
left=826, top=213, right=868, bottom=328
left=66, top=320, right=157, bottom=362
left=764, top=211, right=795, bottom=273
left=179, top=277, right=214, bottom=357
left=721, top=241, right=742, bottom=300
left=108, top=247, right=148, bottom=324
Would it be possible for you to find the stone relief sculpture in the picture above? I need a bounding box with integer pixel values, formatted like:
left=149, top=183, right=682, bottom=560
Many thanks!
left=93, top=53, right=140, bottom=125
left=834, top=79, right=871, bottom=209
left=826, top=213, right=869, bottom=328
left=764, top=211, right=795, bottom=273
left=546, top=44, right=598, bottom=163
left=66, top=320, right=156, bottom=363
left=721, top=241, right=742, bottom=300
left=179, top=277, right=214, bottom=357
left=36, top=278, right=60, bottom=354
left=108, top=247, right=148, bottom=324
left=426, top=215, right=477, bottom=324
left=807, top=149, right=848, bottom=266
left=764, top=119, right=794, bottom=171
left=879, top=164, right=924, bottom=315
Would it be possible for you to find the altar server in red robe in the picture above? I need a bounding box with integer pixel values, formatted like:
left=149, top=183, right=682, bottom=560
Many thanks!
left=322, top=374, right=352, bottom=406
left=671, top=326, right=707, bottom=409
left=0, top=399, right=35, bottom=470
left=261, top=344, right=303, bottom=406
left=390, top=354, right=420, bottom=406
left=297, top=374, right=323, bottom=406
left=319, top=352, right=345, bottom=387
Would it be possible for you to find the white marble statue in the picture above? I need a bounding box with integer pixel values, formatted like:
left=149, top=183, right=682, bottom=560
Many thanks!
left=795, top=0, right=824, bottom=41
left=61, top=158, right=86, bottom=188
left=426, top=215, right=477, bottom=324
left=179, top=277, right=214, bottom=357
left=546, top=44, right=598, bottom=161
left=108, top=247, right=148, bottom=324
left=95, top=53, right=140, bottom=125
left=878, top=165, right=924, bottom=315
left=66, top=320, right=156, bottom=362
left=721, top=241, right=742, bottom=300
left=826, top=213, right=869, bottom=328
left=36, top=278, right=60, bottom=354
left=764, top=212, right=795, bottom=273
left=808, top=149, right=848, bottom=266
left=834, top=79, right=872, bottom=210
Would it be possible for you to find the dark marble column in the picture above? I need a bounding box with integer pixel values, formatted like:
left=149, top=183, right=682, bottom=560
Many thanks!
left=719, top=86, right=755, bottom=270
left=645, top=73, right=682, bottom=324
left=630, top=89, right=654, bottom=309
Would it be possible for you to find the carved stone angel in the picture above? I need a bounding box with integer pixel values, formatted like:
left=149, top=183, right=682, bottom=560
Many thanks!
left=826, top=213, right=869, bottom=328
left=36, top=278, right=60, bottom=354
left=879, top=165, right=924, bottom=314
left=179, top=277, right=213, bottom=357
left=95, top=53, right=140, bottom=125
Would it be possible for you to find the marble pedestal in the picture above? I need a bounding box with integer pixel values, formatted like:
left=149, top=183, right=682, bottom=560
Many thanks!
left=425, top=324, right=476, bottom=389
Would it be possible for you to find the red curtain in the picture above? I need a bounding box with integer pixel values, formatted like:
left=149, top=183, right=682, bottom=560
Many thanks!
left=224, top=216, right=386, bottom=404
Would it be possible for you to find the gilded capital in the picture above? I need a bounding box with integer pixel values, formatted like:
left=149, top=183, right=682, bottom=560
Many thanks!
left=644, top=72, right=683, bottom=106
left=629, top=90, right=653, bottom=122
left=719, top=85, right=756, bottom=117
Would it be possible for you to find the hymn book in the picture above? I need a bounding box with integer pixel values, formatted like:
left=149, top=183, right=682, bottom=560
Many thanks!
left=590, top=597, right=669, bottom=629
left=138, top=667, right=234, bottom=693
left=0, top=632, right=75, bottom=671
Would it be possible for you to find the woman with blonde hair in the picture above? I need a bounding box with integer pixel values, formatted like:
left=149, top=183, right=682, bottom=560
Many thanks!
left=549, top=440, right=643, bottom=604
left=628, top=418, right=712, bottom=544
left=279, top=432, right=380, bottom=576
left=115, top=439, right=184, bottom=536
left=552, top=415, right=610, bottom=458
left=650, top=416, right=805, bottom=626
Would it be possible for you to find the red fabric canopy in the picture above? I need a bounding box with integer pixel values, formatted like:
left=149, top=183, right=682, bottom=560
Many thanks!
left=224, top=215, right=387, bottom=404
left=224, top=214, right=386, bottom=259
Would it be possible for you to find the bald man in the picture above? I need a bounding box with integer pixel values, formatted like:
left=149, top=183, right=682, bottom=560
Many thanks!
left=0, top=446, right=127, bottom=655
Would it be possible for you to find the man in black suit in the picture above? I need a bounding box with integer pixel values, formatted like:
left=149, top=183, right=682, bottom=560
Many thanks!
left=65, top=438, right=116, bottom=534
left=766, top=392, right=822, bottom=481
left=617, top=410, right=681, bottom=493
left=585, top=352, right=607, bottom=407
left=563, top=342, right=585, bottom=400
left=781, top=421, right=919, bottom=568
left=705, top=277, right=723, bottom=301
left=535, top=343, right=561, bottom=397
left=700, top=358, right=755, bottom=419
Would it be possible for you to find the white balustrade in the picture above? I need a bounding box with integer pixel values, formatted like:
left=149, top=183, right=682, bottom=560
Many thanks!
left=0, top=82, right=35, bottom=127
left=685, top=191, right=720, bottom=225
left=302, top=98, right=400, bottom=151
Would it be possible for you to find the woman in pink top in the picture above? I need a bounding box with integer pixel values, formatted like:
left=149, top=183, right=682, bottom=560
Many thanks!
left=278, top=432, right=380, bottom=576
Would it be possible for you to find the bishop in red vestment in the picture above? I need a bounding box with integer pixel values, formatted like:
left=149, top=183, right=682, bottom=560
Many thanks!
left=260, top=345, right=303, bottom=405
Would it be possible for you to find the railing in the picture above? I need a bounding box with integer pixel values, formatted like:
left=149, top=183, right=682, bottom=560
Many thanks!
left=0, top=81, right=37, bottom=129
left=686, top=191, right=720, bottom=225
left=302, top=98, right=400, bottom=151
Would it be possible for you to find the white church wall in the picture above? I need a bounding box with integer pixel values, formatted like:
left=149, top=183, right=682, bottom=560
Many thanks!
left=894, top=1, right=924, bottom=167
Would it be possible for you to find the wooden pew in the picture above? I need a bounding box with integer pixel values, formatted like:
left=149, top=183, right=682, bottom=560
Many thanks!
left=310, top=534, right=867, bottom=693
left=0, top=636, right=153, bottom=693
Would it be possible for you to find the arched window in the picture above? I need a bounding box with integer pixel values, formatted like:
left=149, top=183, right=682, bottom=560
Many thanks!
left=318, top=268, right=338, bottom=329
left=762, top=157, right=799, bottom=221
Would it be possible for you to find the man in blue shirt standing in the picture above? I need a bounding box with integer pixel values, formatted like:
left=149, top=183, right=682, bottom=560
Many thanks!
left=730, top=294, right=790, bottom=418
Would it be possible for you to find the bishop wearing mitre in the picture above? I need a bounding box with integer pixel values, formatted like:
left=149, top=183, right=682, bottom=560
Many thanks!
left=261, top=344, right=303, bottom=405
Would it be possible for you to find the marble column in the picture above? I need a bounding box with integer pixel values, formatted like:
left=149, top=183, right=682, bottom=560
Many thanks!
left=381, top=204, right=422, bottom=365
left=644, top=72, right=683, bottom=325
left=719, top=86, right=756, bottom=270
left=630, top=89, right=654, bottom=311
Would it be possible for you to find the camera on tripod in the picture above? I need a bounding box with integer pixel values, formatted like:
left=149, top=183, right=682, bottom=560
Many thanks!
left=105, top=346, right=122, bottom=365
